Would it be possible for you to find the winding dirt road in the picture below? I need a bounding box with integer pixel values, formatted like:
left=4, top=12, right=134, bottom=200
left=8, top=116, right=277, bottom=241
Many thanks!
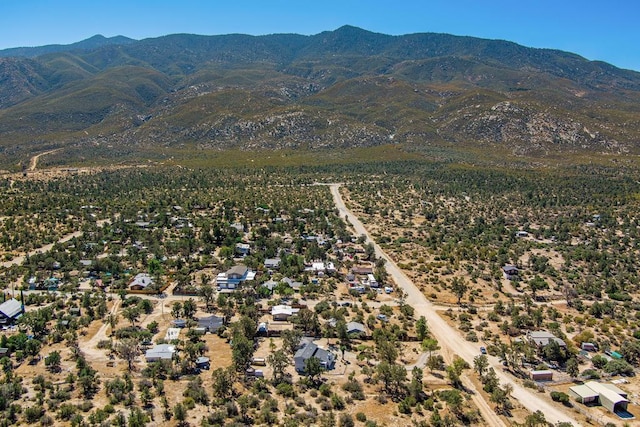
left=329, top=184, right=578, bottom=426
left=28, top=149, right=61, bottom=171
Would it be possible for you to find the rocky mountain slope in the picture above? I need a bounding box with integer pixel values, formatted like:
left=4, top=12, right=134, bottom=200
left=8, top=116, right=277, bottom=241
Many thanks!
left=0, top=26, right=639, bottom=166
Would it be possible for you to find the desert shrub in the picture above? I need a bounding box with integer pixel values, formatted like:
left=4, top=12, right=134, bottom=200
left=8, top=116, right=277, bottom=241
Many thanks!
left=355, top=412, right=367, bottom=422
left=331, top=393, right=345, bottom=410
left=78, top=400, right=93, bottom=412
left=276, top=383, right=295, bottom=398
left=339, top=413, right=355, bottom=427
left=550, top=392, right=570, bottom=403
left=24, top=405, right=44, bottom=423
left=581, top=369, right=600, bottom=379
left=57, top=403, right=77, bottom=421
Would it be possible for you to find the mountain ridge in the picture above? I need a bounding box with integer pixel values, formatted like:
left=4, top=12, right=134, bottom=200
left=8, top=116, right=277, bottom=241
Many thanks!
left=0, top=34, right=136, bottom=58
left=0, top=26, right=639, bottom=168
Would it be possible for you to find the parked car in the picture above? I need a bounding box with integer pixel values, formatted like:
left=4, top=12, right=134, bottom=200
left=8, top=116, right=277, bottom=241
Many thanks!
left=480, top=346, right=487, bottom=355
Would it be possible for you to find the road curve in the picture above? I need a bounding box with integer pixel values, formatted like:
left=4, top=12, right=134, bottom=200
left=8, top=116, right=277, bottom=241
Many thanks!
left=329, top=184, right=579, bottom=426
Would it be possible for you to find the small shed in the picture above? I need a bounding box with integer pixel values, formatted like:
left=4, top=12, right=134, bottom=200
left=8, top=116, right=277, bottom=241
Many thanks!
left=172, top=319, right=186, bottom=328
left=581, top=342, right=597, bottom=352
left=502, top=265, right=519, bottom=280
left=530, top=370, right=553, bottom=381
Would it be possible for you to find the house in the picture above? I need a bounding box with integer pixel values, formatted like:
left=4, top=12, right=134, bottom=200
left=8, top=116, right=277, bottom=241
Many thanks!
left=527, top=331, right=566, bottom=348
left=530, top=370, right=553, bottom=381
left=294, top=341, right=335, bottom=373
left=351, top=266, right=373, bottom=275
left=236, top=243, right=251, bottom=256
left=261, top=280, right=278, bottom=292
left=0, top=299, right=23, bottom=324
left=346, top=322, right=366, bottom=336
left=197, top=315, right=224, bottom=333
left=282, top=277, right=302, bottom=291
left=271, top=305, right=299, bottom=321
left=216, top=265, right=255, bottom=289
left=129, top=273, right=154, bottom=291
left=569, top=381, right=629, bottom=414
left=264, top=258, right=281, bottom=269
left=502, top=265, right=519, bottom=280
left=145, top=344, right=176, bottom=362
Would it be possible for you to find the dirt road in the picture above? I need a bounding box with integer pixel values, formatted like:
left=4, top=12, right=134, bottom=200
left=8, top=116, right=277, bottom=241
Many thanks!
left=329, top=184, right=578, bottom=426
left=28, top=149, right=61, bottom=171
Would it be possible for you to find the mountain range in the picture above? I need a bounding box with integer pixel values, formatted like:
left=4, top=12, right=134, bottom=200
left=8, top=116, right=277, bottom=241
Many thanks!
left=1, top=26, right=639, bottom=168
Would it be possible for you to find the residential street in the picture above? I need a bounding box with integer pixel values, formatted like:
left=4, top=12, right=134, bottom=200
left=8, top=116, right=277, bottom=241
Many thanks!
left=329, top=184, right=578, bottom=426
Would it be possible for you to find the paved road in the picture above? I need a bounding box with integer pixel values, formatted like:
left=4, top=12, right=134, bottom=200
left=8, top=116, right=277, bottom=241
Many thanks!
left=329, top=184, right=579, bottom=427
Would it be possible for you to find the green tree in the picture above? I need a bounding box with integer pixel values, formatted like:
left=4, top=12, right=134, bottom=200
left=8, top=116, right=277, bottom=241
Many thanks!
left=268, top=349, right=289, bottom=385
left=416, top=316, right=428, bottom=341
left=211, top=367, right=235, bottom=401
left=171, top=302, right=183, bottom=319
left=528, top=276, right=548, bottom=300
left=121, top=307, right=140, bottom=327
left=473, top=354, right=489, bottom=378
left=45, top=351, right=61, bottom=373
left=304, top=356, right=324, bottom=384
left=565, top=358, right=579, bottom=379
left=115, top=339, right=140, bottom=371
left=182, top=298, right=197, bottom=319
left=281, top=329, right=303, bottom=355
left=199, top=282, right=216, bottom=311
left=231, top=335, right=254, bottom=372
left=450, top=277, right=468, bottom=304
left=422, top=338, right=440, bottom=360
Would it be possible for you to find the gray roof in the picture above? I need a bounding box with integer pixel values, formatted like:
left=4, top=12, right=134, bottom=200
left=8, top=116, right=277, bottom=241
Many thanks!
left=145, top=344, right=176, bottom=361
left=227, top=265, right=248, bottom=277
left=347, top=322, right=366, bottom=334
left=294, top=342, right=334, bottom=366
left=0, top=299, right=23, bottom=319
left=197, top=315, right=224, bottom=332
left=528, top=331, right=566, bottom=347
left=295, top=342, right=319, bottom=361
left=196, top=357, right=210, bottom=365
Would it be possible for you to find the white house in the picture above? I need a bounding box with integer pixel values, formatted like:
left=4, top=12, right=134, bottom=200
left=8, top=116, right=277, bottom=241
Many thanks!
left=129, top=273, right=154, bottom=291
left=145, top=344, right=176, bottom=362
left=216, top=265, right=255, bottom=289
left=271, top=305, right=299, bottom=321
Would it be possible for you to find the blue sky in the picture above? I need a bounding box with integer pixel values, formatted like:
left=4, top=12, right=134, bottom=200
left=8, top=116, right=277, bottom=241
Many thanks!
left=1, top=0, right=638, bottom=71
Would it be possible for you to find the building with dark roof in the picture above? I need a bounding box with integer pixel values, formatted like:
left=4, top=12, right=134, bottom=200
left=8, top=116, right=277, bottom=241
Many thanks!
left=294, top=341, right=335, bottom=373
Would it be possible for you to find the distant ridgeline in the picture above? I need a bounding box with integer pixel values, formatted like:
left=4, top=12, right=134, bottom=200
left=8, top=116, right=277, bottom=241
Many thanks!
left=0, top=25, right=639, bottom=168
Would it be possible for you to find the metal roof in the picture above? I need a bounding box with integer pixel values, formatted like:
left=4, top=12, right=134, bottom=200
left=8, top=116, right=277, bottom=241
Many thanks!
left=0, top=299, right=23, bottom=319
